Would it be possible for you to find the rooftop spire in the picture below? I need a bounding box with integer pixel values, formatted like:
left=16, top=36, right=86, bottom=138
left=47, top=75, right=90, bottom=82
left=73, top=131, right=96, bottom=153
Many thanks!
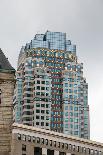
left=0, top=48, right=15, bottom=72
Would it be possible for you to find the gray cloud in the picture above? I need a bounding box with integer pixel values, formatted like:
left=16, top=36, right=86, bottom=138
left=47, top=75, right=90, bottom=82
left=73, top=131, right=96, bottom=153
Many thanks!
left=0, top=0, right=103, bottom=142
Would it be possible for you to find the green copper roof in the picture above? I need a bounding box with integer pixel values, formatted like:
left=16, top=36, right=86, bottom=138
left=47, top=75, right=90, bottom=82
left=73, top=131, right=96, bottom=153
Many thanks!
left=0, top=48, right=15, bottom=72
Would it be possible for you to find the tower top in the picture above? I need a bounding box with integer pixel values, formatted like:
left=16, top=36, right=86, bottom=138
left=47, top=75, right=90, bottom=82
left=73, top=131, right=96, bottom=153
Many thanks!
left=0, top=48, right=15, bottom=73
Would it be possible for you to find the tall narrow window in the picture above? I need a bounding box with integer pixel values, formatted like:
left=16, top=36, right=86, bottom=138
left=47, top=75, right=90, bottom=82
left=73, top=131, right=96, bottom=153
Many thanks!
left=22, top=144, right=26, bottom=151
left=0, top=89, right=1, bottom=104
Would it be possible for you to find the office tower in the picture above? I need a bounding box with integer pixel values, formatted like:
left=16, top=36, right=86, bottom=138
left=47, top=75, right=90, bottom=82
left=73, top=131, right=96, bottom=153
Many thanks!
left=13, top=31, right=89, bottom=139
left=0, top=49, right=15, bottom=155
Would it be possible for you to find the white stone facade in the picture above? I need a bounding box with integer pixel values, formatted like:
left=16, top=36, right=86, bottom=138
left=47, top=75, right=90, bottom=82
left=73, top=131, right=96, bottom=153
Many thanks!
left=11, top=123, right=103, bottom=155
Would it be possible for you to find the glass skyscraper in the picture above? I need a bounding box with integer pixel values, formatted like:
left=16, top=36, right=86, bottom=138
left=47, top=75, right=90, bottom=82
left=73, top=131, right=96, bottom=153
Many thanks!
left=13, top=31, right=90, bottom=139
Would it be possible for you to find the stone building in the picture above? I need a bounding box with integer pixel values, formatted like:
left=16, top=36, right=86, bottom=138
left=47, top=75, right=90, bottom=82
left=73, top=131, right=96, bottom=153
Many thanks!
left=11, top=123, right=103, bottom=155
left=0, top=49, right=15, bottom=155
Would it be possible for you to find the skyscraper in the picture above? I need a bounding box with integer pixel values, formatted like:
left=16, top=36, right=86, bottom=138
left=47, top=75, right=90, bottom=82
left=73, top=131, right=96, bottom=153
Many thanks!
left=13, top=31, right=89, bottom=139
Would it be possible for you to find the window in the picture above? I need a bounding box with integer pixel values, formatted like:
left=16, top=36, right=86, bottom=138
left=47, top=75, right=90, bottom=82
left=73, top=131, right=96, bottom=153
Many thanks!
left=36, top=110, right=40, bottom=113
left=41, top=87, right=45, bottom=90
left=76, top=146, right=80, bottom=152
left=62, top=143, right=64, bottom=148
left=41, top=92, right=45, bottom=96
left=46, top=110, right=49, bottom=114
left=46, top=81, right=49, bottom=85
left=42, top=81, right=45, bottom=84
left=65, top=106, right=68, bottom=110
left=65, top=124, right=68, bottom=129
left=36, top=92, right=40, bottom=96
left=69, top=144, right=72, bottom=150
left=22, top=135, right=26, bottom=141
left=26, top=94, right=31, bottom=97
left=54, top=141, right=56, bottom=147
left=41, top=116, right=44, bottom=120
left=72, top=145, right=75, bottom=151
left=46, top=123, right=49, bottom=126
left=74, top=125, right=78, bottom=129
left=28, top=136, right=31, bottom=142
left=22, top=144, right=26, bottom=151
left=37, top=80, right=40, bottom=84
left=65, top=112, right=68, bottom=116
left=36, top=116, right=39, bottom=119
left=41, top=122, right=44, bottom=126
left=41, top=104, right=45, bottom=107
left=65, top=83, right=68, bottom=87
left=41, top=138, right=44, bottom=144
left=65, top=118, right=68, bottom=122
left=50, top=140, right=52, bottom=146
left=74, top=113, right=78, bottom=117
left=64, top=89, right=68, bottom=93
left=46, top=139, right=48, bottom=145
left=36, top=137, right=40, bottom=143
left=32, top=136, right=36, bottom=142
left=36, top=103, right=40, bottom=107
left=74, top=131, right=78, bottom=135
left=70, top=112, right=73, bottom=116
left=70, top=124, right=73, bottom=128
left=41, top=110, right=45, bottom=113
left=82, top=147, right=86, bottom=153
left=74, top=118, right=78, bottom=123
left=65, top=143, right=68, bottom=149
left=17, top=133, right=21, bottom=140
left=70, top=118, right=73, bottom=122
left=36, top=122, right=39, bottom=125
left=70, top=106, right=73, bottom=110
left=37, top=86, right=40, bottom=90
left=74, top=107, right=78, bottom=111
left=46, top=104, right=49, bottom=108
left=46, top=93, right=49, bottom=96
left=46, top=87, right=49, bottom=91
left=58, top=142, right=60, bottom=148
left=46, top=116, right=49, bottom=120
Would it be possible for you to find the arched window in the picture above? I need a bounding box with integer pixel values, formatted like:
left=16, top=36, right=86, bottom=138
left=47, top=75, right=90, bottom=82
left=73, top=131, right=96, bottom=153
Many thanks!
left=0, top=89, right=1, bottom=104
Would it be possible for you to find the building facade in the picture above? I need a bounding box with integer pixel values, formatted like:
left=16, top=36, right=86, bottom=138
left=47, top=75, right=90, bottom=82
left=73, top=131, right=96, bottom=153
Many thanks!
left=11, top=123, right=103, bottom=155
left=0, top=49, right=15, bottom=155
left=13, top=31, right=89, bottom=139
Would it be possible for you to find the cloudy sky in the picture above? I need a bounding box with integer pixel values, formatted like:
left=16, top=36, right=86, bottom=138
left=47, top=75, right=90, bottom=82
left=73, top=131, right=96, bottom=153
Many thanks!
left=0, top=0, right=103, bottom=142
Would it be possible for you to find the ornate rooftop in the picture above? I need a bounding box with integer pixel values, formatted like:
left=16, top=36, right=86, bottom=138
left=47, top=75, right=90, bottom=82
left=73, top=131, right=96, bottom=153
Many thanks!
left=0, top=48, right=15, bottom=72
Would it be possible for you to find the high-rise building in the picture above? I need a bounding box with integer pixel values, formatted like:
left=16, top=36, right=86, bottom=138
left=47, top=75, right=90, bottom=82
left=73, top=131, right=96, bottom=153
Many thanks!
left=13, top=31, right=90, bottom=139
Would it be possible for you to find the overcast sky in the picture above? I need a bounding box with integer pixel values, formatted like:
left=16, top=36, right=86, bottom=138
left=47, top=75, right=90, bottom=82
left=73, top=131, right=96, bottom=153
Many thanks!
left=0, top=0, right=103, bottom=142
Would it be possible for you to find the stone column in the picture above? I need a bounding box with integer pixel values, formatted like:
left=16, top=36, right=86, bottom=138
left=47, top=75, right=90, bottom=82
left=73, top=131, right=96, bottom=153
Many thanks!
left=42, top=148, right=47, bottom=155
left=54, top=150, right=59, bottom=155
left=66, top=153, right=71, bottom=155
left=0, top=72, right=15, bottom=155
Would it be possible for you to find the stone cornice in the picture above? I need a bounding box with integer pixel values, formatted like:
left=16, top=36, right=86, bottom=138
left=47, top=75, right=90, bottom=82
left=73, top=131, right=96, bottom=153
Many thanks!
left=12, top=123, right=103, bottom=149
left=0, top=72, right=15, bottom=82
